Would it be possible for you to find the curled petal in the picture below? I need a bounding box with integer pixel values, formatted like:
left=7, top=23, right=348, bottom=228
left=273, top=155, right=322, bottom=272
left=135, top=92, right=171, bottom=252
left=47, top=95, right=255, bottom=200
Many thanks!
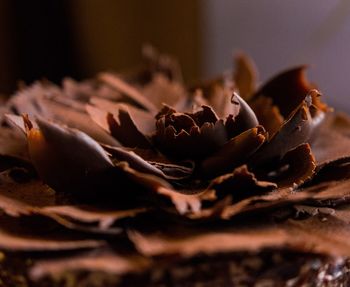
left=157, top=187, right=202, bottom=214
left=200, top=126, right=267, bottom=178
left=0, top=215, right=103, bottom=252
left=99, top=72, right=157, bottom=112
left=256, top=143, right=316, bottom=188
left=234, top=52, right=258, bottom=101
left=188, top=105, right=219, bottom=126
left=249, top=96, right=284, bottom=136
left=141, top=73, right=187, bottom=109
left=208, top=165, right=276, bottom=202
left=30, top=250, right=151, bottom=281
left=250, top=95, right=317, bottom=166
left=102, top=144, right=165, bottom=178
left=154, top=106, right=229, bottom=159
left=6, top=82, right=118, bottom=145
left=10, top=116, right=114, bottom=195
left=0, top=122, right=29, bottom=160
left=230, top=93, right=259, bottom=136
left=252, top=66, right=328, bottom=117
left=107, top=111, right=152, bottom=149
left=311, top=113, right=350, bottom=166
left=115, top=146, right=195, bottom=180
left=205, top=86, right=239, bottom=119
left=90, top=97, right=155, bottom=135
left=114, top=162, right=200, bottom=213
left=87, top=105, right=151, bottom=149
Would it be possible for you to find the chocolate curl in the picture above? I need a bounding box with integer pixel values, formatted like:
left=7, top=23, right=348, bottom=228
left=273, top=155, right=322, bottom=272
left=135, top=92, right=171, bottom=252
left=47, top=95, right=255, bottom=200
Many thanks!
left=234, top=52, right=258, bottom=101
left=99, top=72, right=158, bottom=112
left=252, top=66, right=328, bottom=117
left=154, top=105, right=229, bottom=159
left=208, top=165, right=277, bottom=202
left=250, top=95, right=315, bottom=166
left=87, top=105, right=152, bottom=149
left=200, top=126, right=267, bottom=178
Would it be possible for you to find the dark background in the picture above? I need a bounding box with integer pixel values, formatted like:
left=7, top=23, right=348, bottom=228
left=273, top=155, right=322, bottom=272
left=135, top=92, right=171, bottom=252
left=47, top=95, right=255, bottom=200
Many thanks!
left=0, top=0, right=349, bottom=112
left=0, top=0, right=200, bottom=93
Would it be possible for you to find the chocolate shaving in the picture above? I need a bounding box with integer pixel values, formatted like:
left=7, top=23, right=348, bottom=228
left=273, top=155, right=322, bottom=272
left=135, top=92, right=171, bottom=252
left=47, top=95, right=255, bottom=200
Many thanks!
left=0, top=126, right=28, bottom=160
left=1, top=49, right=350, bottom=281
left=87, top=105, right=151, bottom=149
left=257, top=143, right=316, bottom=188
left=30, top=249, right=151, bottom=280
left=200, top=126, right=266, bottom=178
left=234, top=52, right=258, bottom=101
left=208, top=165, right=277, bottom=202
left=249, top=96, right=284, bottom=136
left=99, top=73, right=157, bottom=112
left=230, top=93, right=259, bottom=134
left=23, top=117, right=114, bottom=195
left=250, top=95, right=315, bottom=166
left=311, top=113, right=350, bottom=166
left=103, top=144, right=193, bottom=180
left=90, top=97, right=155, bottom=136
left=154, top=106, right=229, bottom=159
left=252, top=66, right=315, bottom=117
left=141, top=73, right=186, bottom=109
left=6, top=82, right=119, bottom=145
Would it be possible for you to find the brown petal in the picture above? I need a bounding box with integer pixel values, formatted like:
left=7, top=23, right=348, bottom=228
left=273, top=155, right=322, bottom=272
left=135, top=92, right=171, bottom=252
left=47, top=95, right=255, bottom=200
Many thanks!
left=107, top=111, right=152, bottom=149
left=311, top=113, right=350, bottom=166
left=6, top=82, right=118, bottom=146
left=208, top=165, right=277, bottom=202
left=129, top=207, right=350, bottom=259
left=102, top=145, right=165, bottom=178
left=25, top=117, right=114, bottom=195
left=0, top=126, right=29, bottom=160
left=103, top=144, right=194, bottom=180
left=256, top=143, right=316, bottom=188
left=200, top=126, right=266, bottom=178
left=249, top=96, right=284, bottom=136
left=128, top=226, right=290, bottom=258
left=312, top=157, right=350, bottom=184
left=249, top=96, right=314, bottom=166
left=188, top=105, right=219, bottom=126
left=90, top=97, right=155, bottom=135
left=41, top=97, right=119, bottom=146
left=112, top=162, right=203, bottom=214
left=99, top=72, right=157, bottom=112
left=206, top=86, right=240, bottom=119
left=0, top=174, right=145, bottom=234
left=42, top=205, right=148, bottom=227
left=285, top=214, right=350, bottom=257
left=62, top=77, right=122, bottom=102
left=222, top=178, right=350, bottom=220
left=157, top=187, right=202, bottom=214
left=228, top=93, right=259, bottom=137
left=155, top=110, right=228, bottom=159
left=30, top=250, right=151, bottom=281
left=0, top=215, right=104, bottom=252
left=87, top=105, right=151, bottom=149
left=41, top=205, right=149, bottom=233
left=234, top=52, right=258, bottom=101
left=252, top=66, right=315, bottom=117
left=141, top=73, right=187, bottom=109
left=0, top=179, right=55, bottom=212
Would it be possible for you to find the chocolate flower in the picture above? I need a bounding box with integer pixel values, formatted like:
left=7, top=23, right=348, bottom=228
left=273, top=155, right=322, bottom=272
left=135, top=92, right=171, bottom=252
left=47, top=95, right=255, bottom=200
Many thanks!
left=2, top=49, right=350, bottom=284
left=3, top=50, right=329, bottom=217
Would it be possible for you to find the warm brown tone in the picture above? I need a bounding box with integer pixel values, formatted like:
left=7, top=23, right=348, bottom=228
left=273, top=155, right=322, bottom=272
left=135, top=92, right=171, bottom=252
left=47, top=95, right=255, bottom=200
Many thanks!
left=0, top=49, right=350, bottom=286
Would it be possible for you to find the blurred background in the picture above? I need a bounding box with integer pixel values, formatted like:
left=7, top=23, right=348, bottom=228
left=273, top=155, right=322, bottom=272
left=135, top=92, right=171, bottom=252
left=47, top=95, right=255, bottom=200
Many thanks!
left=0, top=0, right=349, bottom=112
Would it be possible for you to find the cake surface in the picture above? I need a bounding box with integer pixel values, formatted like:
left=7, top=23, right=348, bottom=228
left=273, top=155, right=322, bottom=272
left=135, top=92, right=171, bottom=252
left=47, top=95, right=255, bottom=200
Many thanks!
left=0, top=48, right=350, bottom=286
